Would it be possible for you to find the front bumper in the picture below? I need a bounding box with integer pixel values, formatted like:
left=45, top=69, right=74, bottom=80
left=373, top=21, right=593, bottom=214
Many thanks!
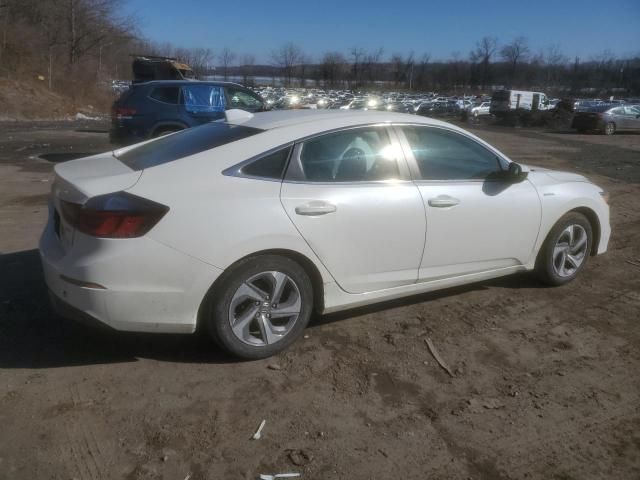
left=39, top=208, right=223, bottom=334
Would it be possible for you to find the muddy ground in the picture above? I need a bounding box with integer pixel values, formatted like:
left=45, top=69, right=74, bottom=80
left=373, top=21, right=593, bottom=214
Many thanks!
left=0, top=119, right=639, bottom=480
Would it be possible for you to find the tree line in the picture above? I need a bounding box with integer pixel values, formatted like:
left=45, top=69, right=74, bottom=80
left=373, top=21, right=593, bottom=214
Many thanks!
left=0, top=0, right=638, bottom=103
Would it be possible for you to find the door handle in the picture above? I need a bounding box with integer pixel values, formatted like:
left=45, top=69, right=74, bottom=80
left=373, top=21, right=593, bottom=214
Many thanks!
left=295, top=202, right=337, bottom=216
left=428, top=195, right=460, bottom=208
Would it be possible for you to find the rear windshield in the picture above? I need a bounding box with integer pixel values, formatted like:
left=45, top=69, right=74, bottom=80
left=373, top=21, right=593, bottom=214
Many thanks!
left=116, top=122, right=263, bottom=170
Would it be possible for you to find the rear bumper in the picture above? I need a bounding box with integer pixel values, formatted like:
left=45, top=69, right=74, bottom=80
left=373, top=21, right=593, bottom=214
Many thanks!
left=39, top=208, right=223, bottom=334
left=48, top=288, right=114, bottom=331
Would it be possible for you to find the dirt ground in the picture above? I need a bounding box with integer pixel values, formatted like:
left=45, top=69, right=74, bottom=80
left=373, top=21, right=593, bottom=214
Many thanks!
left=0, top=119, right=639, bottom=480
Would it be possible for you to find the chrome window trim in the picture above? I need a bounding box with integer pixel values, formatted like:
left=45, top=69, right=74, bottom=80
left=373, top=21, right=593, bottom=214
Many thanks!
left=283, top=124, right=412, bottom=184
left=392, top=123, right=509, bottom=182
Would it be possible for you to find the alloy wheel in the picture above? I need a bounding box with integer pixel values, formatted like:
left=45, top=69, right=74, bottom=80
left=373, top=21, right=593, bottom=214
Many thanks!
left=552, top=224, right=588, bottom=277
left=228, top=271, right=302, bottom=346
left=605, top=122, right=615, bottom=135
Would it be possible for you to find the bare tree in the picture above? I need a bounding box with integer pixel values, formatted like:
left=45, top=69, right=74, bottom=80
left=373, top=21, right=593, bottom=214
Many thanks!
left=218, top=47, right=236, bottom=80
left=415, top=53, right=431, bottom=90
left=296, top=53, right=310, bottom=87
left=349, top=46, right=365, bottom=88
left=320, top=51, right=346, bottom=88
left=501, top=36, right=530, bottom=85
left=470, top=36, right=497, bottom=89
left=362, top=47, right=384, bottom=86
left=542, top=44, right=567, bottom=88
left=390, top=51, right=414, bottom=88
left=271, top=42, right=303, bottom=87
left=240, top=53, right=255, bottom=85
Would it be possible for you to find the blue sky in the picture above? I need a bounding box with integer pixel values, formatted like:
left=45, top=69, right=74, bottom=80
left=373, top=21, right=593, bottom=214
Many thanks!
left=124, top=0, right=640, bottom=63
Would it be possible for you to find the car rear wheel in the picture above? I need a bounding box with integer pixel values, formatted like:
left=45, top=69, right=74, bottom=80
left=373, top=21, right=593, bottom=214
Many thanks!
left=604, top=122, right=616, bottom=135
left=205, top=255, right=313, bottom=359
left=535, top=212, right=592, bottom=286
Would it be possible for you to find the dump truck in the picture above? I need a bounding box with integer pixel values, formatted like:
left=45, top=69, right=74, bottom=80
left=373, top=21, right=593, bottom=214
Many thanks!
left=131, top=55, right=196, bottom=83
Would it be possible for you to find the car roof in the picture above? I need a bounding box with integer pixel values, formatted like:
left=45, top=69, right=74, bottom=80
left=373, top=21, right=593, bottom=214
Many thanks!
left=235, top=109, right=454, bottom=133
left=133, top=80, right=245, bottom=88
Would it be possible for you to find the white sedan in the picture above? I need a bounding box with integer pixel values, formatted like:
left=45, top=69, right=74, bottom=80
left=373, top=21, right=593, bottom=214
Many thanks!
left=471, top=102, right=491, bottom=117
left=40, top=110, right=610, bottom=359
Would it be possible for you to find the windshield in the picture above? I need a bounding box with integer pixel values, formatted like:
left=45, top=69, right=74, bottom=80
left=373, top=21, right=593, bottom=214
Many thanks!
left=116, top=122, right=263, bottom=170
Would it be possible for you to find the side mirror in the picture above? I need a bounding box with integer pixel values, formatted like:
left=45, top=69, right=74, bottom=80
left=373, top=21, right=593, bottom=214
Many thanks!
left=507, top=162, right=527, bottom=181
left=508, top=162, right=522, bottom=177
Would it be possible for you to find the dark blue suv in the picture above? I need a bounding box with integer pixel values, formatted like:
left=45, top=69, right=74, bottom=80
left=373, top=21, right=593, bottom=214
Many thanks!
left=110, top=80, right=266, bottom=145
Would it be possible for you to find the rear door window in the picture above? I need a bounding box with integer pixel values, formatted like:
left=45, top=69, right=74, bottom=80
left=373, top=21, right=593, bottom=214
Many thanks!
left=296, top=127, right=400, bottom=182
left=116, top=122, right=263, bottom=170
left=149, top=86, right=180, bottom=104
left=182, top=85, right=226, bottom=113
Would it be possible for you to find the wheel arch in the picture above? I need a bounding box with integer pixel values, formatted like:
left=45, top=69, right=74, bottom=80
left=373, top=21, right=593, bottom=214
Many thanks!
left=533, top=204, right=603, bottom=268
left=570, top=206, right=601, bottom=256
left=196, top=248, right=325, bottom=332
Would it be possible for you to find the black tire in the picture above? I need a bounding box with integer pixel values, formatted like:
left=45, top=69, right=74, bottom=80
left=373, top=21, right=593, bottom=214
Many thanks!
left=603, top=122, right=616, bottom=135
left=152, top=127, right=183, bottom=138
left=535, top=212, right=592, bottom=286
left=204, top=255, right=313, bottom=360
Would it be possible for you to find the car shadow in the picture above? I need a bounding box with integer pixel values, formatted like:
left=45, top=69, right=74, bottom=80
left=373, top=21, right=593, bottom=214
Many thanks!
left=0, top=249, right=235, bottom=368
left=549, top=130, right=640, bottom=135
left=38, top=153, right=96, bottom=163
left=311, top=272, right=547, bottom=328
left=0, top=249, right=548, bottom=368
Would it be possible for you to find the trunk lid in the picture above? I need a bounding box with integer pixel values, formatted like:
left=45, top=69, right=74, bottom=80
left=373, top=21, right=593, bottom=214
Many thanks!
left=53, top=152, right=142, bottom=203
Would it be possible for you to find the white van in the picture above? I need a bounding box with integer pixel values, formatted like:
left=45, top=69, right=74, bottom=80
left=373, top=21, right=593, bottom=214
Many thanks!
left=490, top=90, right=550, bottom=116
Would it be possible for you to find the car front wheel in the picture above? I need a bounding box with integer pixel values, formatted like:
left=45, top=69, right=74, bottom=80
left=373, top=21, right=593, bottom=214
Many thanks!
left=535, top=212, right=592, bottom=286
left=205, top=255, right=313, bottom=359
left=604, top=122, right=616, bottom=135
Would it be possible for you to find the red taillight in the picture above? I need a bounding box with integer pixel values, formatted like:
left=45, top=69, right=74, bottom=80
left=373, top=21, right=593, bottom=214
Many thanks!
left=113, top=106, right=137, bottom=119
left=60, top=192, right=168, bottom=239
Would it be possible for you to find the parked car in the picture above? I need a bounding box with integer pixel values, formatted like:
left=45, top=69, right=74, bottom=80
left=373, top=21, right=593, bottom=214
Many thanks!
left=416, top=101, right=460, bottom=117
left=470, top=102, right=491, bottom=117
left=572, top=104, right=640, bottom=134
left=41, top=110, right=610, bottom=359
left=110, top=80, right=266, bottom=145
left=384, top=102, right=414, bottom=113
